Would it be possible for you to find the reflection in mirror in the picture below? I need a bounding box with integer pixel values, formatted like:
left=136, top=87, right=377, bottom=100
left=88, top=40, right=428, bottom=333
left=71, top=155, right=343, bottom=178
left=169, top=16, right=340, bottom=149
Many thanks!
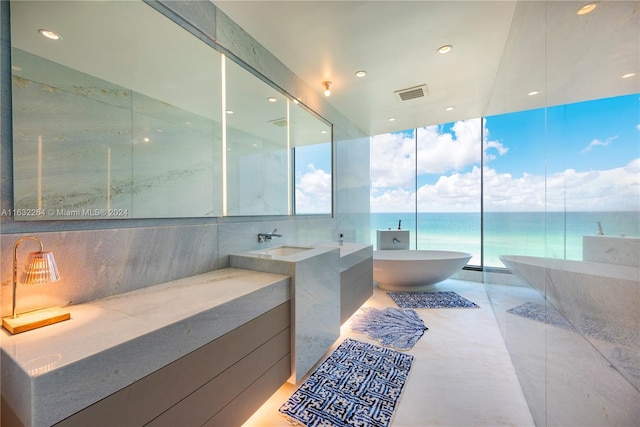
left=290, top=104, right=332, bottom=214
left=225, top=59, right=289, bottom=216
left=10, top=0, right=332, bottom=219
left=10, top=1, right=222, bottom=219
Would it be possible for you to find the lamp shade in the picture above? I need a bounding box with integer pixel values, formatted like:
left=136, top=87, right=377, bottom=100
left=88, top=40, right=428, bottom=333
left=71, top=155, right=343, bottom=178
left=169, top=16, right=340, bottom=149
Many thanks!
left=20, top=251, right=60, bottom=285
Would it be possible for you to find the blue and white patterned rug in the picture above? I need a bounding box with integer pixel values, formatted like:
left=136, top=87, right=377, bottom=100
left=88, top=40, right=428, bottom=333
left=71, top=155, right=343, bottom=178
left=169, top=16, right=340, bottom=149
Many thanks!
left=507, top=301, right=618, bottom=343
left=351, top=307, right=427, bottom=350
left=387, top=291, right=479, bottom=309
left=279, top=338, right=413, bottom=427
left=507, top=302, right=573, bottom=330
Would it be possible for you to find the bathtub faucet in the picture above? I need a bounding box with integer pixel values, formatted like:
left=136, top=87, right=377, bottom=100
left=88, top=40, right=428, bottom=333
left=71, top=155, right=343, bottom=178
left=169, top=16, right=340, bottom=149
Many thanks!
left=393, top=238, right=402, bottom=244
left=258, top=228, right=282, bottom=243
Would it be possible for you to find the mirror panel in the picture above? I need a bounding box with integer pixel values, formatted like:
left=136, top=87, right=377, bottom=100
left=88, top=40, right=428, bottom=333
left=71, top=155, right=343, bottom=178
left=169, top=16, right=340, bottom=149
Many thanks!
left=130, top=92, right=221, bottom=218
left=11, top=0, right=222, bottom=219
left=225, top=59, right=289, bottom=216
left=291, top=104, right=332, bottom=214
left=10, top=1, right=332, bottom=219
left=12, top=49, right=134, bottom=218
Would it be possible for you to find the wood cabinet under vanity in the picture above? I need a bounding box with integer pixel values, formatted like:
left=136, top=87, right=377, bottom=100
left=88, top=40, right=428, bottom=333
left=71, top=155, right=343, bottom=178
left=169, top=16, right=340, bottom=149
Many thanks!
left=1, top=269, right=290, bottom=427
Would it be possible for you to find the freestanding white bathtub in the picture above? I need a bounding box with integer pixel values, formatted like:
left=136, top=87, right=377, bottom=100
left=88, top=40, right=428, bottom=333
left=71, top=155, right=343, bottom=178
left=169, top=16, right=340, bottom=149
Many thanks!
left=373, top=250, right=472, bottom=291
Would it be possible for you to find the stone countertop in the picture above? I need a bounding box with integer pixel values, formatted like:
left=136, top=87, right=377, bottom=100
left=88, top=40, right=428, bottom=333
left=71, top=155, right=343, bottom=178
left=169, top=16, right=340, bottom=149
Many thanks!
left=315, top=242, right=373, bottom=271
left=1, top=268, right=290, bottom=427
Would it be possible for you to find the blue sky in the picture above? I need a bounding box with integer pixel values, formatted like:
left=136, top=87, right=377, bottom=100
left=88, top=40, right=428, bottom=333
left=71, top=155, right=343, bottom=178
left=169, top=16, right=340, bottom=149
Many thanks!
left=488, top=94, right=640, bottom=176
left=371, top=94, right=640, bottom=213
left=294, top=142, right=332, bottom=213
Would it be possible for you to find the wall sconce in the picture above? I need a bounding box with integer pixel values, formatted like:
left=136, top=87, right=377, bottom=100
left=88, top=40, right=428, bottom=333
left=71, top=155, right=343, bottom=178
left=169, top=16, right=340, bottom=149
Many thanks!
left=323, top=81, right=331, bottom=97
left=2, top=236, right=68, bottom=334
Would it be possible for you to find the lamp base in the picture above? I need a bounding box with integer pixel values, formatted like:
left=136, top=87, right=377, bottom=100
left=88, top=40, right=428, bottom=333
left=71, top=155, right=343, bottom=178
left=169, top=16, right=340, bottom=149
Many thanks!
left=2, top=306, right=70, bottom=335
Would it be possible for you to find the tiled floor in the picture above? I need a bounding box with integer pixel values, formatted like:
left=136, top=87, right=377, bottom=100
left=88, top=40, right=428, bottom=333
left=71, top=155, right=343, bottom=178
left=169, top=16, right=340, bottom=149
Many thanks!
left=244, top=279, right=535, bottom=426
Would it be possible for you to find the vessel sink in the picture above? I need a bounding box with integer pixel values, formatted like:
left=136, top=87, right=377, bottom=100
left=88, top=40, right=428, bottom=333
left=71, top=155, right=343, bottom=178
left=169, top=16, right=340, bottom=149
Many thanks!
left=252, top=245, right=313, bottom=257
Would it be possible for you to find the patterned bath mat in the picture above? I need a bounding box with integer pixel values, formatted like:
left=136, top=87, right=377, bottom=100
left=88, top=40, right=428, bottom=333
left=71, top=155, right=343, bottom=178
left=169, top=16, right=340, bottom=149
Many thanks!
left=507, top=302, right=573, bottom=330
left=387, top=291, right=479, bottom=309
left=351, top=307, right=428, bottom=350
left=507, top=302, right=618, bottom=343
left=279, top=338, right=413, bottom=427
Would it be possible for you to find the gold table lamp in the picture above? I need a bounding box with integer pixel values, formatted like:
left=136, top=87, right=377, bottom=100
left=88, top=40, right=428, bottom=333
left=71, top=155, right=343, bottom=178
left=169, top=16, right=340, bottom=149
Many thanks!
left=2, top=236, right=69, bottom=334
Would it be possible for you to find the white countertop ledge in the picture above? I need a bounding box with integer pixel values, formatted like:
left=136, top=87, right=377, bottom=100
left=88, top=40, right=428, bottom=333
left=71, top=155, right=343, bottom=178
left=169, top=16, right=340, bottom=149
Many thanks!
left=1, top=268, right=290, bottom=427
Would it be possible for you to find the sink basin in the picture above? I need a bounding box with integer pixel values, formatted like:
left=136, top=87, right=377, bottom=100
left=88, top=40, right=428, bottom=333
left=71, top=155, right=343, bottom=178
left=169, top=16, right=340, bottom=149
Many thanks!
left=252, top=245, right=313, bottom=257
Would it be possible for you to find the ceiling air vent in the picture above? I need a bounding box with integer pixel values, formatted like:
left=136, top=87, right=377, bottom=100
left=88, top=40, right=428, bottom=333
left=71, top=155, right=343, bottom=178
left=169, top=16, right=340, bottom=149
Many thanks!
left=269, top=117, right=288, bottom=127
left=394, top=84, right=428, bottom=101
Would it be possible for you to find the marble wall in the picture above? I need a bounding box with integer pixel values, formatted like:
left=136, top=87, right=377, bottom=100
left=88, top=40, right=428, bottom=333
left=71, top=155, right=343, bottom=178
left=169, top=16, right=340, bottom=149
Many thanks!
left=0, top=1, right=370, bottom=315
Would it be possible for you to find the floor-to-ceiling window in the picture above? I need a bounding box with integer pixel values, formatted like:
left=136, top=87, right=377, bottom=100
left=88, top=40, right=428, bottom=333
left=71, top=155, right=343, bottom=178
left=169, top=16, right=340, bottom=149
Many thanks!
left=482, top=93, right=640, bottom=426
left=370, top=93, right=640, bottom=425
left=370, top=129, right=417, bottom=247
left=371, top=94, right=639, bottom=269
left=484, top=95, right=640, bottom=268
left=416, top=120, right=482, bottom=265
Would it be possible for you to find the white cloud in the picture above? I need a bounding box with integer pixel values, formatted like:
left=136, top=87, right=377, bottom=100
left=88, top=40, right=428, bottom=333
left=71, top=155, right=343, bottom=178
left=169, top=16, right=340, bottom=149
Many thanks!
left=372, top=159, right=640, bottom=212
left=582, top=135, right=618, bottom=152
left=370, top=132, right=416, bottom=188
left=417, top=119, right=508, bottom=174
left=370, top=119, right=638, bottom=213
left=295, top=163, right=331, bottom=213
left=370, top=187, right=415, bottom=213
left=371, top=119, right=507, bottom=190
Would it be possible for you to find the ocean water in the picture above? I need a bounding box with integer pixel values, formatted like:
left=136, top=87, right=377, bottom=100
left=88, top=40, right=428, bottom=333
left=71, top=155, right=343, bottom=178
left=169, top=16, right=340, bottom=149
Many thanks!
left=371, top=211, right=640, bottom=267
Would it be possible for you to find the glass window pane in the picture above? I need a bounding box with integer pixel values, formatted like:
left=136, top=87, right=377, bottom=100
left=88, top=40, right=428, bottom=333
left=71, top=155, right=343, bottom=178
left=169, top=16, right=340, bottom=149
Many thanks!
left=370, top=130, right=416, bottom=248
left=416, top=120, right=482, bottom=265
left=482, top=109, right=547, bottom=267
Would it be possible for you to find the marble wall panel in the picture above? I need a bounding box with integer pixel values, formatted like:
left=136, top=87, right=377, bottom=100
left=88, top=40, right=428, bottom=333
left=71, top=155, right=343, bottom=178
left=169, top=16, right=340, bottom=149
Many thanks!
left=0, top=224, right=219, bottom=316
left=291, top=248, right=340, bottom=383
left=583, top=235, right=640, bottom=267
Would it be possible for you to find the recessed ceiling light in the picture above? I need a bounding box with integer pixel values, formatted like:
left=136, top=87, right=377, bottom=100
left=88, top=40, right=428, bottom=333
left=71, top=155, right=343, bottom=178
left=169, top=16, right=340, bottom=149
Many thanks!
left=445, top=106, right=454, bottom=111
left=226, top=110, right=234, bottom=114
left=38, top=29, right=61, bottom=40
left=437, top=45, right=453, bottom=54
left=622, top=72, right=636, bottom=79
left=577, top=3, right=597, bottom=15
left=268, top=97, right=277, bottom=103
left=143, top=137, right=150, bottom=143
left=321, top=130, right=327, bottom=134
left=355, top=70, right=367, bottom=78
left=528, top=90, right=540, bottom=96
left=388, top=117, right=396, bottom=122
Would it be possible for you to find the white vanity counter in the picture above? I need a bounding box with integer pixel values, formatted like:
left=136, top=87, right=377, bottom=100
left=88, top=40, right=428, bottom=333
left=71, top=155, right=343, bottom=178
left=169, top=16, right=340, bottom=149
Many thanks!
left=315, top=242, right=373, bottom=271
left=1, top=268, right=290, bottom=427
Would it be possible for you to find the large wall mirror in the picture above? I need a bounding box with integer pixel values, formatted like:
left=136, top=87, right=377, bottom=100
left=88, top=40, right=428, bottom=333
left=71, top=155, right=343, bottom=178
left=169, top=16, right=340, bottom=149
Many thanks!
left=10, top=0, right=332, bottom=220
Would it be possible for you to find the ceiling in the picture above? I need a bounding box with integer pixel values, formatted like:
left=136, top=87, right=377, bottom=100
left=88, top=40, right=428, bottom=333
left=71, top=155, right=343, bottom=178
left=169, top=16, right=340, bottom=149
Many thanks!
left=214, top=1, right=640, bottom=136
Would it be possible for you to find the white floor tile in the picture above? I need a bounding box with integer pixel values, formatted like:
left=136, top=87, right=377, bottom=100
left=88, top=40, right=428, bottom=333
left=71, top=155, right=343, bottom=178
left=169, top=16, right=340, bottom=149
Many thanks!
left=244, top=279, right=535, bottom=427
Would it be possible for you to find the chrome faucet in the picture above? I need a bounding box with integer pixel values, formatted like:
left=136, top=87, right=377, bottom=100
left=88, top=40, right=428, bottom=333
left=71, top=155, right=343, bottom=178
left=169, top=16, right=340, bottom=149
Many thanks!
left=393, top=238, right=401, bottom=244
left=258, top=228, right=282, bottom=243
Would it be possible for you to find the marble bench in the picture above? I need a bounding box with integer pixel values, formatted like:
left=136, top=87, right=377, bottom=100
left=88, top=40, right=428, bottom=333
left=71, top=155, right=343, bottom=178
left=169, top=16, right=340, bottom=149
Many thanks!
left=1, top=268, right=290, bottom=427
